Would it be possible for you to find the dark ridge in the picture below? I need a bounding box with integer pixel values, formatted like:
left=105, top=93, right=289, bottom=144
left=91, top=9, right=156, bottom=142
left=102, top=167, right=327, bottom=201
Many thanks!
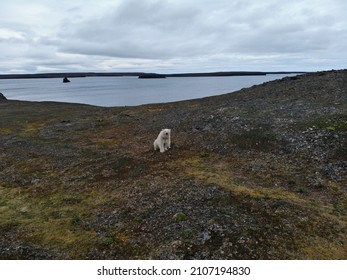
left=0, top=72, right=144, bottom=79
left=166, top=71, right=266, bottom=77
left=138, top=73, right=167, bottom=79
left=0, top=71, right=307, bottom=80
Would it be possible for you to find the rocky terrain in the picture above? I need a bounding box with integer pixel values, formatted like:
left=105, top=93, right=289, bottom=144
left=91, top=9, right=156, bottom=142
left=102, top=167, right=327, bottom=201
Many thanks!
left=0, top=70, right=346, bottom=259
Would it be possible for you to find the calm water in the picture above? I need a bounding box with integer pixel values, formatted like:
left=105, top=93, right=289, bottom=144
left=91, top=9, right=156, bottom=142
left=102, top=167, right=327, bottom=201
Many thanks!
left=1, top=74, right=295, bottom=107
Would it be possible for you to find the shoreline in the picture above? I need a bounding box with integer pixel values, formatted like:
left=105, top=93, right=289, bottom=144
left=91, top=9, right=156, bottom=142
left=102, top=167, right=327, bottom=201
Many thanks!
left=0, top=72, right=302, bottom=107
left=0, top=70, right=307, bottom=80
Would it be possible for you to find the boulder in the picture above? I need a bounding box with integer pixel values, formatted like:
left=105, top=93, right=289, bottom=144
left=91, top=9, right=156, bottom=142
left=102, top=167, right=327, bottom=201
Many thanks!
left=0, top=92, right=7, bottom=101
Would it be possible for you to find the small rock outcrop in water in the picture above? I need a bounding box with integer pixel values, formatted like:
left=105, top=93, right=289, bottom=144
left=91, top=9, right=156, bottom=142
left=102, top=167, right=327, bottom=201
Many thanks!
left=0, top=92, right=7, bottom=101
left=138, top=73, right=166, bottom=79
left=63, top=77, right=71, bottom=83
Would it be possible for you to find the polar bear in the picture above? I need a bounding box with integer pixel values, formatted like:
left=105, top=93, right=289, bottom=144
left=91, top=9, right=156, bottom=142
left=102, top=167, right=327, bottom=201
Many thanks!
left=154, top=129, right=171, bottom=153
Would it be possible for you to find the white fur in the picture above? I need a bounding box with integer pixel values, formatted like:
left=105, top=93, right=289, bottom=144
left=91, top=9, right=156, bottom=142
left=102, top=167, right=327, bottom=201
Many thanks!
left=154, top=129, right=171, bottom=153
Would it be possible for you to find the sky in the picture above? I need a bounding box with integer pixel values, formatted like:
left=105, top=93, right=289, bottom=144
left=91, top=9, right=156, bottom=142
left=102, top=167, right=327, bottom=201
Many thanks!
left=0, top=0, right=346, bottom=74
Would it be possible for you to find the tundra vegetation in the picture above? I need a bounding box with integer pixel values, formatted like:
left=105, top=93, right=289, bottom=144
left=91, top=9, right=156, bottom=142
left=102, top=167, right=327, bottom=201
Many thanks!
left=0, top=70, right=346, bottom=259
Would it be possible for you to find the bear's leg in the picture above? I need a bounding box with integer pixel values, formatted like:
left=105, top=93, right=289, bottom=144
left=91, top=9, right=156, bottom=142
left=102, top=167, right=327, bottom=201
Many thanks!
left=160, top=142, right=165, bottom=153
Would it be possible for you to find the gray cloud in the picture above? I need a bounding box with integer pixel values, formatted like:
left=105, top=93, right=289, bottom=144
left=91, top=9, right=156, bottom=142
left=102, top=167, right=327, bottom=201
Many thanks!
left=1, top=0, right=346, bottom=73
left=56, top=0, right=215, bottom=59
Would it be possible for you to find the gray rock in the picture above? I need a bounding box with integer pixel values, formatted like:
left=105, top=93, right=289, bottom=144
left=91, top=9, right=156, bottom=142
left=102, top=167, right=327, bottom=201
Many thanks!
left=0, top=92, right=7, bottom=100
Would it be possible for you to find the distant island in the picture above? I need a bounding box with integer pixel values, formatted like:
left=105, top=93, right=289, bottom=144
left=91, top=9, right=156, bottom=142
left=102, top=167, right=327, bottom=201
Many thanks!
left=0, top=71, right=307, bottom=80
left=138, top=73, right=167, bottom=79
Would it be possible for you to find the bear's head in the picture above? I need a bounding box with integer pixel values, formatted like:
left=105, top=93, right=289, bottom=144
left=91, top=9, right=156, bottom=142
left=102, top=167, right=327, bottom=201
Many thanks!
left=161, top=128, right=171, bottom=138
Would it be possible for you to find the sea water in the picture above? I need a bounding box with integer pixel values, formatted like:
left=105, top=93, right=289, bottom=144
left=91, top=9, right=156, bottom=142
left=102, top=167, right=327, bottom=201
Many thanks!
left=0, top=74, right=296, bottom=107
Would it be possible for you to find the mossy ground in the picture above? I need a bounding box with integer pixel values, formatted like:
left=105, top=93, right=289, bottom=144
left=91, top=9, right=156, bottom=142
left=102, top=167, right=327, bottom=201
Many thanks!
left=0, top=71, right=346, bottom=259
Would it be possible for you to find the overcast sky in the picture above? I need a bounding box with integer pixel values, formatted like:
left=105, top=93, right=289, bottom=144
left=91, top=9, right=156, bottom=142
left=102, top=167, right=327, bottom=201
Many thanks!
left=1, top=0, right=346, bottom=74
